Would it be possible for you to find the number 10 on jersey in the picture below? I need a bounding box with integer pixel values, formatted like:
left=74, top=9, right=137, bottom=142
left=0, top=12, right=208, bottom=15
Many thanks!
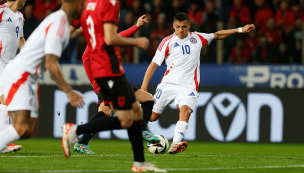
left=182, top=45, right=190, bottom=54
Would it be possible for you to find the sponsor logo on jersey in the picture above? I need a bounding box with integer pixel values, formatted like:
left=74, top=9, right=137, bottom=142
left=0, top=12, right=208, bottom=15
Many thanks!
left=173, top=42, right=180, bottom=48
left=110, top=0, right=117, bottom=6
left=190, top=37, right=197, bottom=44
left=188, top=92, right=195, bottom=96
left=107, top=80, right=114, bottom=88
left=6, top=17, right=12, bottom=22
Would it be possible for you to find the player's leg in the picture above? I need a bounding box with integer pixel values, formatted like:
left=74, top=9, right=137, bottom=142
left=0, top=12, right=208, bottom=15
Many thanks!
left=168, top=105, right=192, bottom=154
left=0, top=110, right=32, bottom=151
left=168, top=90, right=198, bottom=154
left=62, top=76, right=136, bottom=158
left=1, top=68, right=37, bottom=153
left=125, top=88, right=166, bottom=172
left=0, top=66, right=21, bottom=152
left=133, top=87, right=160, bottom=143
left=74, top=91, right=112, bottom=154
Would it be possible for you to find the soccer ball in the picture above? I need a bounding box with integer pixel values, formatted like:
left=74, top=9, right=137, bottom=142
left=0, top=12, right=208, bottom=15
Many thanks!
left=147, top=135, right=169, bottom=154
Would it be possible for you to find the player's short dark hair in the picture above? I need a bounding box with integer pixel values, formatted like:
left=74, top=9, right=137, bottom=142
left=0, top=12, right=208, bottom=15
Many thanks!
left=173, top=12, right=189, bottom=23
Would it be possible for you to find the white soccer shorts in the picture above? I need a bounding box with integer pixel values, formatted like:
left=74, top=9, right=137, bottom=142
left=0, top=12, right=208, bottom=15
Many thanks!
left=152, top=83, right=198, bottom=114
left=3, top=63, right=38, bottom=118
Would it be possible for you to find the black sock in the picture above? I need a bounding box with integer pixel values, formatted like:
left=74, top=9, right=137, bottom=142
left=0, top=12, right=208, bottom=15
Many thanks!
left=128, top=120, right=145, bottom=162
left=76, top=116, right=122, bottom=135
left=141, top=101, right=154, bottom=131
left=78, top=112, right=107, bottom=145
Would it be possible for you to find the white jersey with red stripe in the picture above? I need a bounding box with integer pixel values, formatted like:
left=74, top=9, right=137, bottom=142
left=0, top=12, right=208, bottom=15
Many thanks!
left=9, top=9, right=69, bottom=77
left=152, top=32, right=214, bottom=91
left=0, top=3, right=24, bottom=68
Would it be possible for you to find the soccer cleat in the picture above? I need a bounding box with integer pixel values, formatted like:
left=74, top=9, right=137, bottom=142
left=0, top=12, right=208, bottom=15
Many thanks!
left=142, top=130, right=161, bottom=144
left=1, top=143, right=22, bottom=153
left=62, top=123, right=78, bottom=158
left=132, top=162, right=167, bottom=172
left=74, top=143, right=95, bottom=154
left=168, top=141, right=188, bottom=154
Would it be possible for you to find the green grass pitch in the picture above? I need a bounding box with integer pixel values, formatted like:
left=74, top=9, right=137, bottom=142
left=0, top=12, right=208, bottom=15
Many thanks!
left=1, top=138, right=304, bottom=173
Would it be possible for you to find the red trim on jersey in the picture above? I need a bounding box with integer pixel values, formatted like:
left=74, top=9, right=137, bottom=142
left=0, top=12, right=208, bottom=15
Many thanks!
left=195, top=33, right=209, bottom=46
left=45, top=22, right=54, bottom=37
left=161, top=63, right=174, bottom=82
left=0, top=4, right=7, bottom=8
left=194, top=63, right=199, bottom=91
left=158, top=34, right=174, bottom=51
left=0, top=11, right=4, bottom=23
left=165, top=40, right=171, bottom=58
left=6, top=72, right=30, bottom=106
left=35, top=65, right=40, bottom=75
left=57, top=15, right=67, bottom=38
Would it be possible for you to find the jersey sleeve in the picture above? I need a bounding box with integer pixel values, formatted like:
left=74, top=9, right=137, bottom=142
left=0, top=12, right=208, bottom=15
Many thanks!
left=44, top=17, right=67, bottom=57
left=152, top=38, right=170, bottom=66
left=194, top=32, right=214, bottom=46
left=119, top=25, right=139, bottom=37
left=102, top=0, right=119, bottom=25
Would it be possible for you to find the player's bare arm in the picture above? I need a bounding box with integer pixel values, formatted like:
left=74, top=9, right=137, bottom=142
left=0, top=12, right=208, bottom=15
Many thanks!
left=70, top=26, right=83, bottom=39
left=45, top=54, right=84, bottom=108
left=141, top=61, right=158, bottom=91
left=18, top=37, right=25, bottom=49
left=213, top=24, right=255, bottom=40
left=104, top=23, right=149, bottom=50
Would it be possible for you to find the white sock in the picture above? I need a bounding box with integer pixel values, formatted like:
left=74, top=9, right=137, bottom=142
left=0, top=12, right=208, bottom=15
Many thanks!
left=173, top=121, right=188, bottom=143
left=0, top=105, right=9, bottom=131
left=0, top=125, right=20, bottom=151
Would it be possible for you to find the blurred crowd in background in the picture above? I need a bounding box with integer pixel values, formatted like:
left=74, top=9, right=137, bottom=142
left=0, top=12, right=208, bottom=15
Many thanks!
left=1, top=0, right=303, bottom=64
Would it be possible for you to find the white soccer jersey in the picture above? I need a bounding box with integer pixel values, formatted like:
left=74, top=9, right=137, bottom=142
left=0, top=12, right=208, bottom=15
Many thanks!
left=0, top=3, right=24, bottom=68
left=9, top=9, right=70, bottom=77
left=152, top=32, right=214, bottom=91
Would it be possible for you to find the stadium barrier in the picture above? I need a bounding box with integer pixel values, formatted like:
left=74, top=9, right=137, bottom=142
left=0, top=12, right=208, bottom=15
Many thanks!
left=37, top=85, right=304, bottom=143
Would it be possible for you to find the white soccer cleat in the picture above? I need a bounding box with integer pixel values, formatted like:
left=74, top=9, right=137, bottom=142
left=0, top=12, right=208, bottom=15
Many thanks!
left=61, top=123, right=77, bottom=158
left=132, top=162, right=167, bottom=172
left=168, top=141, right=188, bottom=154
left=1, top=143, right=22, bottom=153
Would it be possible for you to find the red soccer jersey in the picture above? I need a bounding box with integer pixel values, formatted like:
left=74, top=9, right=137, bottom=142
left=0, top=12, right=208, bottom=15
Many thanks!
left=81, top=0, right=124, bottom=78
left=82, top=25, right=140, bottom=94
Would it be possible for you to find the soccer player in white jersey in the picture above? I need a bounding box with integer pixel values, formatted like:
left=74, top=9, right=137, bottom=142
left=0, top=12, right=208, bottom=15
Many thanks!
left=0, top=0, right=26, bottom=153
left=141, top=13, right=255, bottom=154
left=0, top=0, right=85, bottom=152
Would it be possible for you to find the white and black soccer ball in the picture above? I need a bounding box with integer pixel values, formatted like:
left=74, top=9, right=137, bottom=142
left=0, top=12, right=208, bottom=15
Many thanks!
left=147, top=135, right=169, bottom=154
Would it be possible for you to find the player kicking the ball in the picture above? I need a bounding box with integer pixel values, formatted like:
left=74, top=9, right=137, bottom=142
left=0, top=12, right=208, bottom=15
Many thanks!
left=70, top=15, right=160, bottom=154
left=0, top=0, right=26, bottom=153
left=141, top=13, right=255, bottom=154
left=0, top=0, right=85, bottom=152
